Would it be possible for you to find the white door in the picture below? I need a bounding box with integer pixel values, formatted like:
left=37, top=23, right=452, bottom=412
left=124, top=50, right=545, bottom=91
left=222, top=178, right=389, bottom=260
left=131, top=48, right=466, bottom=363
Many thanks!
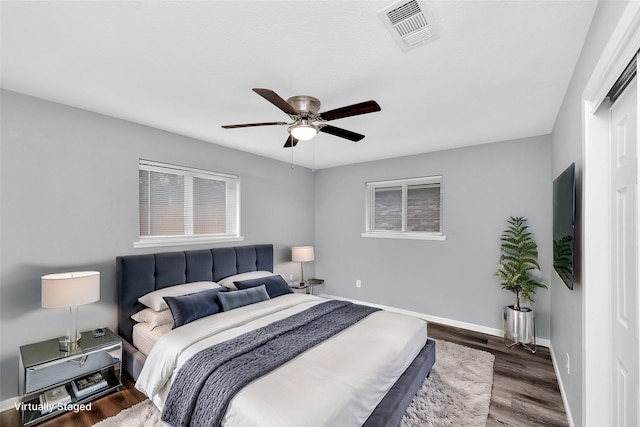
left=609, top=74, right=639, bottom=427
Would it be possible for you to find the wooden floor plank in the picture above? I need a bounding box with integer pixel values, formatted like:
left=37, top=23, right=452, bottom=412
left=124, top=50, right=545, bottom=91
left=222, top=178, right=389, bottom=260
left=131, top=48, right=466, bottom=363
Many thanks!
left=1, top=321, right=568, bottom=426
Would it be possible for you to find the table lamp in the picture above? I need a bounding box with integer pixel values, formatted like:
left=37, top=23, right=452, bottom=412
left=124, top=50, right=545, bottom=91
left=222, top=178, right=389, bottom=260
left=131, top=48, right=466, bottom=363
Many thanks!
left=292, top=246, right=314, bottom=285
left=42, top=271, right=100, bottom=351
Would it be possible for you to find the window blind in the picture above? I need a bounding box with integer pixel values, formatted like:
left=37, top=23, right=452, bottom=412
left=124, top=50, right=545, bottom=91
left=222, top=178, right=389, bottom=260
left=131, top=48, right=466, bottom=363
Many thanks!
left=138, top=160, right=239, bottom=240
left=366, top=175, right=443, bottom=237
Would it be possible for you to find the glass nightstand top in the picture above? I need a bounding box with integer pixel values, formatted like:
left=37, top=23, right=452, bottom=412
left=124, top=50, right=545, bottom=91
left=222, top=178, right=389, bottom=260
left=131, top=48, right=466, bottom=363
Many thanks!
left=20, top=328, right=120, bottom=368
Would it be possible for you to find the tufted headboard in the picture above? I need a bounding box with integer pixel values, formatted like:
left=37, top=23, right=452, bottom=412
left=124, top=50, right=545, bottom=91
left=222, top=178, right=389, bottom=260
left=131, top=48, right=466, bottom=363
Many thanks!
left=116, top=244, right=273, bottom=345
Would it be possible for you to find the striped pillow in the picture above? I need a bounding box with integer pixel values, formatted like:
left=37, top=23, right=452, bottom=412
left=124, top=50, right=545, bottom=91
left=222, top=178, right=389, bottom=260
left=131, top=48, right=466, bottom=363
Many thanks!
left=218, top=285, right=270, bottom=311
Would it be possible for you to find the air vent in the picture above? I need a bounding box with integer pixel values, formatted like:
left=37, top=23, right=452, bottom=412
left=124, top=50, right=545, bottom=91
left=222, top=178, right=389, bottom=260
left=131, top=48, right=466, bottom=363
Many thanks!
left=378, top=0, right=440, bottom=52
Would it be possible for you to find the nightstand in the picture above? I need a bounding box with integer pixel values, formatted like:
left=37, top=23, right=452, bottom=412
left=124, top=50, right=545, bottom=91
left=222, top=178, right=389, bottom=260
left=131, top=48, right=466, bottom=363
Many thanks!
left=19, top=328, right=122, bottom=426
left=290, top=279, right=324, bottom=295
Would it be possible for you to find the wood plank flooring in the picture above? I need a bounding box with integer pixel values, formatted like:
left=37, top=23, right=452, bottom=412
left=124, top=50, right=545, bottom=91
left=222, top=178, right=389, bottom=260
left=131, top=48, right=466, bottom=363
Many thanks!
left=0, top=375, right=147, bottom=427
left=1, top=322, right=568, bottom=427
left=427, top=322, right=569, bottom=427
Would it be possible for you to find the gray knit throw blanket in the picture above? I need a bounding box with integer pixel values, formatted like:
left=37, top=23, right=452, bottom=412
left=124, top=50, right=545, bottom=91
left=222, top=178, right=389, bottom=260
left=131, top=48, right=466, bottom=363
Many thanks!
left=161, top=300, right=380, bottom=427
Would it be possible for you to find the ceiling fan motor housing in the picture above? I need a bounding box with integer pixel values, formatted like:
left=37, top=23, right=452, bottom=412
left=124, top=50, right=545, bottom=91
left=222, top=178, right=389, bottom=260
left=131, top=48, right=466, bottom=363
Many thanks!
left=286, top=95, right=321, bottom=117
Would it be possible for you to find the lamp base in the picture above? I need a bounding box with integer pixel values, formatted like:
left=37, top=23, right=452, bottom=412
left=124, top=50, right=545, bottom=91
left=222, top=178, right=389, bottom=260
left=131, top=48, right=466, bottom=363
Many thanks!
left=58, top=333, right=81, bottom=352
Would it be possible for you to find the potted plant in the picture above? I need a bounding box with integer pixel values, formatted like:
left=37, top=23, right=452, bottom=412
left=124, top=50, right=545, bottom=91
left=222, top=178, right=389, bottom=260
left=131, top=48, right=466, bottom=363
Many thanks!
left=495, top=216, right=547, bottom=352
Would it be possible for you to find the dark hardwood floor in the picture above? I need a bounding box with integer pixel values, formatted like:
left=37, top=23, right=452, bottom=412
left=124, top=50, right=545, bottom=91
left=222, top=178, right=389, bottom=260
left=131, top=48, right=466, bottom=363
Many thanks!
left=0, top=375, right=147, bottom=427
left=1, top=322, right=568, bottom=427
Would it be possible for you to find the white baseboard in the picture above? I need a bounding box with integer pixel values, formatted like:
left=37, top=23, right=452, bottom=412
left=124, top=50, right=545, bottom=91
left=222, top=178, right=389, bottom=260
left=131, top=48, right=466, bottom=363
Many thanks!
left=549, top=344, right=575, bottom=427
left=1, top=396, right=20, bottom=413
left=320, top=293, right=551, bottom=348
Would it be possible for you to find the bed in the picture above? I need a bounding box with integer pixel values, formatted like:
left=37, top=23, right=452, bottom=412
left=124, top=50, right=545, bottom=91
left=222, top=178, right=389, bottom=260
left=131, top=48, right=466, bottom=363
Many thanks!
left=117, top=244, right=436, bottom=427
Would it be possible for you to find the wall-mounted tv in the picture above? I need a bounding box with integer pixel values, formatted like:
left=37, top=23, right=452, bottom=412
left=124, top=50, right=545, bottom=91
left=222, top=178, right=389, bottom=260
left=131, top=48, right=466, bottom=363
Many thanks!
left=553, top=163, right=576, bottom=290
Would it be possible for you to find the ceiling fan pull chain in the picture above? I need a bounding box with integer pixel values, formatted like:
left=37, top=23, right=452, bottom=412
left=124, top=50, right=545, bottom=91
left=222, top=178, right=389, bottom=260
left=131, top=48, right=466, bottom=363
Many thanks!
left=290, top=142, right=295, bottom=170
left=312, top=138, right=316, bottom=172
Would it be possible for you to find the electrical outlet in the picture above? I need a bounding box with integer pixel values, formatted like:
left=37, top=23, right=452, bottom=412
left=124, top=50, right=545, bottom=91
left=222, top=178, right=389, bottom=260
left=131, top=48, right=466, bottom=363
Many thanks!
left=566, top=353, right=570, bottom=375
left=289, top=274, right=293, bottom=281
left=356, top=279, right=362, bottom=288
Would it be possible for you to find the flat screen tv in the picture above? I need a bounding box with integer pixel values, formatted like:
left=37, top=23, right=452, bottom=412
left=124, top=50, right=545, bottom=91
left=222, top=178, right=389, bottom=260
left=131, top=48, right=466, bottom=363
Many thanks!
left=553, top=163, right=576, bottom=290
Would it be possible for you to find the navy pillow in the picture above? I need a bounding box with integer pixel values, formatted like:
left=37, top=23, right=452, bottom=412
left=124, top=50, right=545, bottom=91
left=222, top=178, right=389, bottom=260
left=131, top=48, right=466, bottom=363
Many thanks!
left=163, top=287, right=227, bottom=328
left=218, top=285, right=270, bottom=311
left=234, top=275, right=293, bottom=298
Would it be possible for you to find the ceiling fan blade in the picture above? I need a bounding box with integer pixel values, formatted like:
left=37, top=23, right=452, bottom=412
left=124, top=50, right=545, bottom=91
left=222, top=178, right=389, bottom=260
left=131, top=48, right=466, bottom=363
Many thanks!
left=319, top=100, right=381, bottom=121
left=221, top=122, right=287, bottom=129
left=284, top=135, right=299, bottom=148
left=319, top=125, right=365, bottom=142
left=253, top=88, right=299, bottom=116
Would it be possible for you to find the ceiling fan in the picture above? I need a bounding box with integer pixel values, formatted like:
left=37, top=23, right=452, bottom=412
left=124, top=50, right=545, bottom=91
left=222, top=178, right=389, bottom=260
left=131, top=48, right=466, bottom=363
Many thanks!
left=222, top=88, right=381, bottom=147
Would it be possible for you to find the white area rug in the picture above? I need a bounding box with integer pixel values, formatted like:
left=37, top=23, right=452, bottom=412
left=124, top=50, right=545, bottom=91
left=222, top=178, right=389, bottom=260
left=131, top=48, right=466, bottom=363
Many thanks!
left=94, top=340, right=494, bottom=427
left=400, top=340, right=495, bottom=427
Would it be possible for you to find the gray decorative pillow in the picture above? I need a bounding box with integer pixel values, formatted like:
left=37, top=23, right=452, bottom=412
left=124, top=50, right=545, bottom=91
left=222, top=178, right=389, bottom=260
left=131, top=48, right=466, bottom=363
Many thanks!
left=234, top=274, right=293, bottom=298
left=138, top=281, right=223, bottom=311
left=218, top=285, right=270, bottom=311
left=163, top=287, right=228, bottom=328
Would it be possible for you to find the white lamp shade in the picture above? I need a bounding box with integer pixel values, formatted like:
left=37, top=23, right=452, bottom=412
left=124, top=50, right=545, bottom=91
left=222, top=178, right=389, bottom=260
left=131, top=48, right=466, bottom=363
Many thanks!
left=42, top=271, right=100, bottom=308
left=292, top=246, right=315, bottom=263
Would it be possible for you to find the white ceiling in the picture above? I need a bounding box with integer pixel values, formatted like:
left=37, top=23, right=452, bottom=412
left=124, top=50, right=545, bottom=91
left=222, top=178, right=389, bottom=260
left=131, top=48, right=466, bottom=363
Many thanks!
left=1, top=1, right=597, bottom=169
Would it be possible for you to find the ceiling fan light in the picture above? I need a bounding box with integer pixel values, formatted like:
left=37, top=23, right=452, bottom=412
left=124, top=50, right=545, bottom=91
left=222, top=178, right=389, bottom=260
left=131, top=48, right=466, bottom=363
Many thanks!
left=289, top=122, right=318, bottom=141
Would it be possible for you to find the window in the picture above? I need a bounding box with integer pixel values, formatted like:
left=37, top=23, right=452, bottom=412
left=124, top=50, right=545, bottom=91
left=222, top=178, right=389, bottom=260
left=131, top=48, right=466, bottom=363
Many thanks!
left=135, top=160, right=243, bottom=248
left=363, top=175, right=445, bottom=240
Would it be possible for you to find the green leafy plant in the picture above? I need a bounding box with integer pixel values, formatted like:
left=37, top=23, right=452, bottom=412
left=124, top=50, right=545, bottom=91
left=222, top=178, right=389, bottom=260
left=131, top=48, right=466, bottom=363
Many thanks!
left=495, top=216, right=547, bottom=310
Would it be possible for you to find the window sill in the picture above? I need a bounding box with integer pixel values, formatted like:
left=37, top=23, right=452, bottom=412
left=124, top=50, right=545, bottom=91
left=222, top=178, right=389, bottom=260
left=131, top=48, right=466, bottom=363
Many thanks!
left=361, top=232, right=447, bottom=241
left=133, top=235, right=245, bottom=249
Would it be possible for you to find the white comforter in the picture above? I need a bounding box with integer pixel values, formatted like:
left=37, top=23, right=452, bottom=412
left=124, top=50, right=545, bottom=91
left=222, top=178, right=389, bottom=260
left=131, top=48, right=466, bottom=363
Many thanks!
left=136, top=294, right=427, bottom=427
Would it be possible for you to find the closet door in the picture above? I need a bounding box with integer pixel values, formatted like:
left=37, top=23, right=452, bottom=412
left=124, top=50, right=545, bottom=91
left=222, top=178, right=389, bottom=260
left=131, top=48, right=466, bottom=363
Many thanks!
left=609, top=73, right=639, bottom=427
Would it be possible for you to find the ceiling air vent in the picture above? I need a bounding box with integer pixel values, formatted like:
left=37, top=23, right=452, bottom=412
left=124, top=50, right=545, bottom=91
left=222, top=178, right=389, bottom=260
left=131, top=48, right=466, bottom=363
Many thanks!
left=378, top=0, right=439, bottom=52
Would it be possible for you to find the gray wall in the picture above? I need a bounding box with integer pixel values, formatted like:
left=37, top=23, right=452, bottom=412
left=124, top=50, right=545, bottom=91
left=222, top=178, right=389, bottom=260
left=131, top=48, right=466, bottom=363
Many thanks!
left=549, top=1, right=629, bottom=426
left=0, top=90, right=316, bottom=401
left=315, top=135, right=552, bottom=338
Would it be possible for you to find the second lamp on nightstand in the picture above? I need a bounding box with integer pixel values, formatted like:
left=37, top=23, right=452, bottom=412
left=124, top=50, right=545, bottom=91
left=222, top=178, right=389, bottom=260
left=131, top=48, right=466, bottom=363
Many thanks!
left=291, top=246, right=314, bottom=285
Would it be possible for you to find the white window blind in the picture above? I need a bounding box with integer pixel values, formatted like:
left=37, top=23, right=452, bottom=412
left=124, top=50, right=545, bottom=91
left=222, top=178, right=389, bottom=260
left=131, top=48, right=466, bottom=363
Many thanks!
left=363, top=175, right=446, bottom=240
left=135, top=160, right=242, bottom=248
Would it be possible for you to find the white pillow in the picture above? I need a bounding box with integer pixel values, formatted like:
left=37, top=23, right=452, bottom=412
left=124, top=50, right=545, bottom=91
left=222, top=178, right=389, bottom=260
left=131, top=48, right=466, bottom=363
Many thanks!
left=138, top=281, right=223, bottom=311
left=219, top=271, right=274, bottom=290
left=131, top=308, right=174, bottom=330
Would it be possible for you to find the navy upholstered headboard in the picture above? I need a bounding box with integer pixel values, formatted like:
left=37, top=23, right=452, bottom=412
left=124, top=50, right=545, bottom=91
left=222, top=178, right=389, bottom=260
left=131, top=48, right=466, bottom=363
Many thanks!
left=116, top=244, right=273, bottom=344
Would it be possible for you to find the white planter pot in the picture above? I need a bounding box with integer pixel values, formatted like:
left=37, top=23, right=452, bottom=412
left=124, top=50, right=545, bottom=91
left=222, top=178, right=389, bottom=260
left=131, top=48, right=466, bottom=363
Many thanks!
left=503, top=305, right=536, bottom=353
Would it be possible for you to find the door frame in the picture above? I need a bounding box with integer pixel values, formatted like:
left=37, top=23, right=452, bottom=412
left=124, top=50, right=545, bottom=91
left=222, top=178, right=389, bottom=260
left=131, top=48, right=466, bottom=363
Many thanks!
left=582, top=2, right=640, bottom=426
